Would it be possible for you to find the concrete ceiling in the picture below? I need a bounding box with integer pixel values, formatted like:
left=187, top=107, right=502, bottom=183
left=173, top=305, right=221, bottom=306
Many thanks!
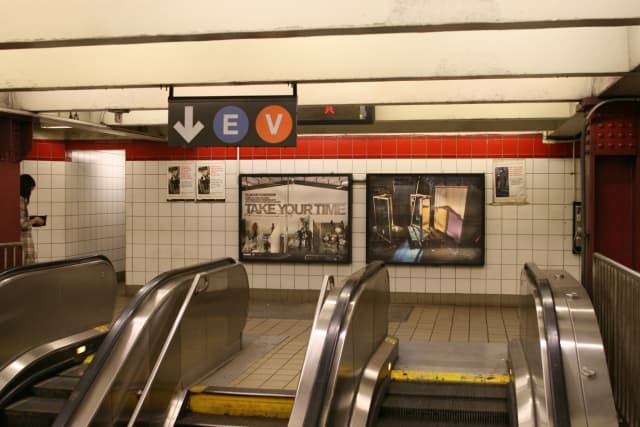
left=1, top=0, right=639, bottom=141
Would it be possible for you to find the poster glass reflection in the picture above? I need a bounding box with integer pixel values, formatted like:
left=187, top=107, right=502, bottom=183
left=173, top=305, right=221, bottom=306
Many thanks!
left=239, top=174, right=352, bottom=263
left=366, top=174, right=485, bottom=265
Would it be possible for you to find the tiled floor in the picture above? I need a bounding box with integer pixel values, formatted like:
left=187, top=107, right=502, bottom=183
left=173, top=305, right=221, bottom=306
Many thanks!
left=112, top=292, right=520, bottom=391
left=227, top=304, right=520, bottom=391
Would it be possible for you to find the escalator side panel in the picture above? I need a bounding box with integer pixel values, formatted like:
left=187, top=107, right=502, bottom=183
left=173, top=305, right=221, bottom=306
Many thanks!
left=546, top=271, right=619, bottom=427
left=519, top=265, right=618, bottom=427
left=53, top=259, right=249, bottom=427
left=0, top=256, right=117, bottom=369
left=288, top=263, right=389, bottom=427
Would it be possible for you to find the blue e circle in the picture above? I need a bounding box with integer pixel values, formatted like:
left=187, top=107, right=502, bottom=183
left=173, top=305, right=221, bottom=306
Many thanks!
left=213, top=106, right=249, bottom=144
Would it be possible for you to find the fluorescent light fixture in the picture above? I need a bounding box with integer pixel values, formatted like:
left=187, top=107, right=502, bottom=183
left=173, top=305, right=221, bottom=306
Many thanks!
left=40, top=124, right=72, bottom=129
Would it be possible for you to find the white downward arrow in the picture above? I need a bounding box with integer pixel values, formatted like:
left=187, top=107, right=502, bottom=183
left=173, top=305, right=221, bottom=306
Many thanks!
left=173, top=106, right=204, bottom=143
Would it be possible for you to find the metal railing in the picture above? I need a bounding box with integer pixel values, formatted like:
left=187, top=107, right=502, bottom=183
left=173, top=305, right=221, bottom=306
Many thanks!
left=289, top=261, right=389, bottom=427
left=521, top=264, right=571, bottom=427
left=519, top=263, right=618, bottom=427
left=54, top=257, right=249, bottom=427
left=593, top=253, right=640, bottom=427
left=0, top=242, right=23, bottom=271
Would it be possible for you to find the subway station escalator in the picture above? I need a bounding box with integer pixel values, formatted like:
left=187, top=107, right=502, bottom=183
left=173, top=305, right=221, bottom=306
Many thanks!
left=4, top=355, right=97, bottom=427
left=288, top=261, right=619, bottom=427
left=1, top=256, right=252, bottom=427
left=0, top=257, right=620, bottom=427
left=368, top=350, right=513, bottom=427
left=0, top=256, right=116, bottom=427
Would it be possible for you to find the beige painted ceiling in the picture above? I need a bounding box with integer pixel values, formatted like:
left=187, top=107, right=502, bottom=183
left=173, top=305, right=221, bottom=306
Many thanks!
left=1, top=0, right=639, bottom=140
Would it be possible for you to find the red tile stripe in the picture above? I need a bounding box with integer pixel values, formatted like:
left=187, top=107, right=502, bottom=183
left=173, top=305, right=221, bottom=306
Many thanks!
left=27, top=134, right=574, bottom=161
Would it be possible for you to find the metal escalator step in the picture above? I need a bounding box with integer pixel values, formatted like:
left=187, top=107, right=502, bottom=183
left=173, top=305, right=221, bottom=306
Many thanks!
left=380, top=394, right=509, bottom=425
left=375, top=418, right=506, bottom=427
left=387, top=381, right=508, bottom=400
left=4, top=396, right=66, bottom=427
left=32, top=376, right=80, bottom=398
left=176, top=413, right=289, bottom=427
left=58, top=363, right=89, bottom=378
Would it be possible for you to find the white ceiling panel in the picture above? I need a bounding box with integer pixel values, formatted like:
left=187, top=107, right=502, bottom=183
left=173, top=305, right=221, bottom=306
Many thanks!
left=0, top=27, right=635, bottom=91
left=3, top=0, right=639, bottom=45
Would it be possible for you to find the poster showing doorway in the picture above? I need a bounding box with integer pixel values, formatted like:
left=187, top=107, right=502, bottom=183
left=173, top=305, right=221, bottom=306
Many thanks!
left=366, top=174, right=484, bottom=265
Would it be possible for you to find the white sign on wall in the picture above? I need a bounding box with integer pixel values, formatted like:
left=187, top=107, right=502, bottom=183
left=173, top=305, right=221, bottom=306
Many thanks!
left=493, top=159, right=527, bottom=204
left=196, top=160, right=226, bottom=200
left=166, top=160, right=226, bottom=201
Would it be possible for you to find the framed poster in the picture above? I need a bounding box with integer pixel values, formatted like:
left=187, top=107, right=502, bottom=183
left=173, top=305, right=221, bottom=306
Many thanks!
left=366, top=174, right=484, bottom=265
left=239, top=174, right=352, bottom=263
left=196, top=160, right=226, bottom=200
left=166, top=161, right=196, bottom=200
left=493, top=159, right=527, bottom=204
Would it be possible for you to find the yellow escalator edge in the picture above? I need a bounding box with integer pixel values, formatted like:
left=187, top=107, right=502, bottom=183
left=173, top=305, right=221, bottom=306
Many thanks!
left=94, top=324, right=110, bottom=333
left=189, top=393, right=294, bottom=419
left=391, top=369, right=511, bottom=385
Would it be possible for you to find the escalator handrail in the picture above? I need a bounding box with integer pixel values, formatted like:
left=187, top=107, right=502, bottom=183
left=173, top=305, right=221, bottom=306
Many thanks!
left=296, top=260, right=386, bottom=427
left=0, top=255, right=116, bottom=373
left=53, top=257, right=236, bottom=427
left=524, top=263, right=571, bottom=427
left=0, top=254, right=113, bottom=284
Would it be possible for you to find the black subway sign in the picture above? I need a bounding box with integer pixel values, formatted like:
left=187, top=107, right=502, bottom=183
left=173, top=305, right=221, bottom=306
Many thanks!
left=168, top=96, right=297, bottom=147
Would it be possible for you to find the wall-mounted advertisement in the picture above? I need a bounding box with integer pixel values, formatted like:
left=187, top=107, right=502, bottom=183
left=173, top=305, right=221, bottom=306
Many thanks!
left=366, top=174, right=485, bottom=266
left=167, top=160, right=226, bottom=201
left=167, top=161, right=196, bottom=200
left=239, top=174, right=352, bottom=263
left=197, top=160, right=226, bottom=200
left=493, top=159, right=527, bottom=204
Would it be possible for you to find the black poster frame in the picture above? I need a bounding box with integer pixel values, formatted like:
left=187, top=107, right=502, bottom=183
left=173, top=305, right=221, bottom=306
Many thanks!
left=239, top=174, right=352, bottom=264
left=366, top=173, right=485, bottom=266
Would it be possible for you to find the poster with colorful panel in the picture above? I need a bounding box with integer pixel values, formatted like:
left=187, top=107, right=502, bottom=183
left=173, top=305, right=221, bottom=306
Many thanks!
left=239, top=174, right=352, bottom=263
left=366, top=174, right=485, bottom=265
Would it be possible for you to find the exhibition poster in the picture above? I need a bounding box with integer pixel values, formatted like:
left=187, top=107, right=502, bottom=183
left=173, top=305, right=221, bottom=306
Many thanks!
left=239, top=174, right=352, bottom=263
left=366, top=174, right=485, bottom=266
left=167, top=160, right=226, bottom=201
left=197, top=160, right=226, bottom=200
left=167, top=161, right=196, bottom=200
left=493, top=159, right=527, bottom=204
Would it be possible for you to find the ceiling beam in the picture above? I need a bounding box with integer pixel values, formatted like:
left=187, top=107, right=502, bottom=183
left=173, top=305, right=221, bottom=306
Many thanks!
left=2, top=0, right=639, bottom=48
left=298, top=118, right=569, bottom=135
left=2, top=77, right=618, bottom=112
left=0, top=27, right=636, bottom=91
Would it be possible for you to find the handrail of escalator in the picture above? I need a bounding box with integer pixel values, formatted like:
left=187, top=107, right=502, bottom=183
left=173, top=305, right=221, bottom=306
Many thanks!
left=0, top=255, right=116, bottom=371
left=311, top=275, right=335, bottom=333
left=523, top=263, right=571, bottom=427
left=0, top=254, right=112, bottom=280
left=290, top=260, right=387, bottom=427
left=127, top=270, right=208, bottom=426
left=53, top=257, right=236, bottom=427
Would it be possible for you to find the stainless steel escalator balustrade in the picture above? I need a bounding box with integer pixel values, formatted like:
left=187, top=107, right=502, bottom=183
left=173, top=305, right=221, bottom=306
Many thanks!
left=53, top=257, right=247, bottom=427
left=515, top=263, right=618, bottom=427
left=289, top=261, right=390, bottom=427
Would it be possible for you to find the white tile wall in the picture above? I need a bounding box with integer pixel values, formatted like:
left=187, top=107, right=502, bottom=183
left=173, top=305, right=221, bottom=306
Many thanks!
left=67, top=150, right=126, bottom=271
left=124, top=157, right=582, bottom=295
left=20, top=160, right=66, bottom=262
left=21, top=150, right=126, bottom=271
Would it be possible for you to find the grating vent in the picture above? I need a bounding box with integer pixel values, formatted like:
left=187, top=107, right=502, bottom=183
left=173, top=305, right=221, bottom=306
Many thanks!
left=375, top=380, right=510, bottom=426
